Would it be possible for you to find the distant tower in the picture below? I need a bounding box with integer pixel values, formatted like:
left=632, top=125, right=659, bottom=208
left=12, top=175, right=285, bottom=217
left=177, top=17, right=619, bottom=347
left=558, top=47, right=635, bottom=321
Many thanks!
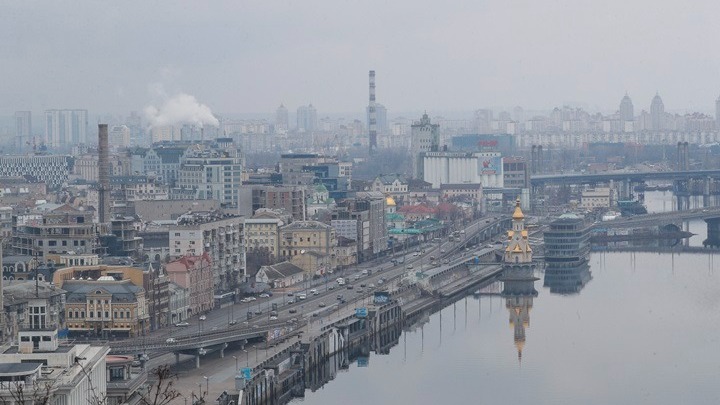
left=410, top=113, right=440, bottom=178
left=650, top=93, right=665, bottom=131
left=369, top=70, right=377, bottom=154
left=98, top=124, right=111, bottom=224
left=14, top=111, right=31, bottom=154
left=715, top=96, right=720, bottom=130
left=501, top=199, right=538, bottom=362
left=619, top=93, right=634, bottom=122
left=276, top=104, right=289, bottom=132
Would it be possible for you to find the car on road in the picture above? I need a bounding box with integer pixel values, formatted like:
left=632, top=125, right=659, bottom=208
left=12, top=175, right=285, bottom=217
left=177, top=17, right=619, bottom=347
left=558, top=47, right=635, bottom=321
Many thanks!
left=360, top=283, right=366, bottom=288
left=228, top=320, right=237, bottom=325
left=175, top=322, right=190, bottom=327
left=369, top=283, right=375, bottom=289
left=199, top=315, right=206, bottom=321
left=361, top=269, right=368, bottom=275
left=287, top=292, right=294, bottom=296
left=269, top=316, right=278, bottom=321
left=287, top=299, right=294, bottom=304
left=406, top=264, right=413, bottom=269
left=297, top=293, right=307, bottom=300
left=241, top=298, right=252, bottom=303
left=248, top=297, right=257, bottom=301
left=166, top=338, right=176, bottom=344
left=353, top=275, right=360, bottom=280
left=329, top=285, right=335, bottom=290
left=337, top=294, right=343, bottom=300
left=254, top=310, right=263, bottom=315
left=289, top=308, right=297, bottom=314
left=347, top=285, right=354, bottom=290
left=259, top=293, right=271, bottom=298
left=378, top=279, right=384, bottom=285
left=318, top=302, right=326, bottom=307
left=357, top=289, right=364, bottom=294
left=310, top=289, right=318, bottom=296
left=440, top=249, right=446, bottom=254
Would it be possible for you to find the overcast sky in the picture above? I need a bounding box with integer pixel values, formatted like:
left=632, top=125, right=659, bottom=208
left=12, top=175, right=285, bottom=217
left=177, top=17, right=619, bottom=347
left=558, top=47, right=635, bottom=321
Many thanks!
left=3, top=1, right=720, bottom=118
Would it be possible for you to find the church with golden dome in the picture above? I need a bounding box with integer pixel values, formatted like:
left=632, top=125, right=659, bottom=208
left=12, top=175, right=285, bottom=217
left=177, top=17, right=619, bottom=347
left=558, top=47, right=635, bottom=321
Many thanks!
left=501, top=198, right=538, bottom=362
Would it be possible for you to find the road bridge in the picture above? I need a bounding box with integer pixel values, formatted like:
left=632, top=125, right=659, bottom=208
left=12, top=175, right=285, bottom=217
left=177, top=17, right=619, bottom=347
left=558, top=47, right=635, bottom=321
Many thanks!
left=530, top=169, right=720, bottom=187
left=592, top=206, right=720, bottom=230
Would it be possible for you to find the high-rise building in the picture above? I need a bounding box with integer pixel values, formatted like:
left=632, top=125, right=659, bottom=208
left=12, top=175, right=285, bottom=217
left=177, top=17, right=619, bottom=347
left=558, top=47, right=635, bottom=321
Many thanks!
left=297, top=104, right=317, bottom=132
left=276, top=103, right=289, bottom=132
left=177, top=146, right=243, bottom=206
left=410, top=113, right=440, bottom=178
left=367, top=103, right=388, bottom=133
left=108, top=125, right=131, bottom=148
left=44, top=109, right=89, bottom=147
left=14, top=111, right=31, bottom=153
left=650, top=93, right=665, bottom=131
left=716, top=96, right=720, bottom=129
left=619, top=93, right=634, bottom=122
left=474, top=109, right=493, bottom=133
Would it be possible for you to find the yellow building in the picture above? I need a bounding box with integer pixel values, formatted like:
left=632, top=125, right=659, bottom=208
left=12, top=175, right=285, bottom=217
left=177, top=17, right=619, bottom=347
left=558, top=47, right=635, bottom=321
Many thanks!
left=63, top=278, right=149, bottom=338
left=279, top=220, right=336, bottom=260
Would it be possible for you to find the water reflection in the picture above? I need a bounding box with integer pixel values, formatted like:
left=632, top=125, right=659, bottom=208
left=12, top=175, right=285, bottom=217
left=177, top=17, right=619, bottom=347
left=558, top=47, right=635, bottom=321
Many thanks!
left=501, top=267, right=538, bottom=361
left=544, top=261, right=592, bottom=294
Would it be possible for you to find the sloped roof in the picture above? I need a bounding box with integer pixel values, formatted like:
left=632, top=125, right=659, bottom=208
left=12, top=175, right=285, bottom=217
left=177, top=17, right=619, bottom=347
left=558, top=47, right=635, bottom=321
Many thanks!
left=259, top=262, right=304, bottom=280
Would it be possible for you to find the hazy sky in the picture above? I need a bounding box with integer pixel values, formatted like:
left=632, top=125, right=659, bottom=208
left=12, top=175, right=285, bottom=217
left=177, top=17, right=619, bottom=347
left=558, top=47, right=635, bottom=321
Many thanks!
left=3, top=1, right=720, bottom=118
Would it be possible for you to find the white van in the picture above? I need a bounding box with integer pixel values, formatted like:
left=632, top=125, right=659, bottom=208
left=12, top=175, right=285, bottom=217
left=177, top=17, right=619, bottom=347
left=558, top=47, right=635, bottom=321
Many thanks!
left=297, top=293, right=307, bottom=300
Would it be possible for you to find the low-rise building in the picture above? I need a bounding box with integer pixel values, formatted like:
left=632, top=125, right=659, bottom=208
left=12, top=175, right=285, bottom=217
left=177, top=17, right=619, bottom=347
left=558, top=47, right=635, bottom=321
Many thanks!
left=0, top=336, right=109, bottom=405
left=12, top=204, right=102, bottom=258
left=580, top=187, right=613, bottom=209
left=167, top=282, right=189, bottom=324
left=165, top=254, right=214, bottom=317
left=105, top=354, right=147, bottom=405
left=62, top=278, right=149, bottom=338
left=255, top=262, right=305, bottom=288
left=279, top=220, right=336, bottom=260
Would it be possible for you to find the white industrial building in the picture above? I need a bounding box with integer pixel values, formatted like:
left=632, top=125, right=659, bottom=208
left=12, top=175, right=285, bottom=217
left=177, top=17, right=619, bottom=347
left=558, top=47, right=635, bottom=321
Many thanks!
left=420, top=151, right=504, bottom=189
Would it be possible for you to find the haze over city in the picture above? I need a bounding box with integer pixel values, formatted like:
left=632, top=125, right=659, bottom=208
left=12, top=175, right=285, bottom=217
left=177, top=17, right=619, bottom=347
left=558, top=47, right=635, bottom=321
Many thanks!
left=4, top=0, right=720, bottom=117
left=3, top=2, right=720, bottom=405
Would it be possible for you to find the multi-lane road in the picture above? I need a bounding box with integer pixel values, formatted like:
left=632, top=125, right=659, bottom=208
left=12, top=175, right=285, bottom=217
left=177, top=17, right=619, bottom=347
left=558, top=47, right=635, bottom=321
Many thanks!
left=111, top=216, right=508, bottom=357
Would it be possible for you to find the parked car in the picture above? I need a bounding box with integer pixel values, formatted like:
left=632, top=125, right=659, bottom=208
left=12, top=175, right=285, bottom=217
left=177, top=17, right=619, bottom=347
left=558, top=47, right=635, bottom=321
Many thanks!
left=175, top=322, right=190, bottom=327
left=199, top=315, right=206, bottom=321
left=289, top=308, right=297, bottom=314
left=318, top=302, right=326, bottom=307
left=259, top=293, right=270, bottom=298
left=166, top=338, right=176, bottom=344
left=310, top=289, right=318, bottom=295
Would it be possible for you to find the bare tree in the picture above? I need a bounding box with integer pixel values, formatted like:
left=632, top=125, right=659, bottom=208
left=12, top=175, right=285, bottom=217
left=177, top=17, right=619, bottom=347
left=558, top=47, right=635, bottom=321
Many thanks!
left=0, top=379, right=55, bottom=405
left=139, top=365, right=185, bottom=405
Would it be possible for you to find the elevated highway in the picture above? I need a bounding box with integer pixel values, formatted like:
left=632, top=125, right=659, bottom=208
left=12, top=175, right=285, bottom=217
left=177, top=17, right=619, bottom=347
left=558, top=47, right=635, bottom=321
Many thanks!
left=530, top=169, right=720, bottom=187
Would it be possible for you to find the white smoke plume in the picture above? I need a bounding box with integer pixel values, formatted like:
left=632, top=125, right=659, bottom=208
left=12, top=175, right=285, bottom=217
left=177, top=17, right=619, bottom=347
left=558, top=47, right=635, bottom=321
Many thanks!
left=144, top=93, right=219, bottom=128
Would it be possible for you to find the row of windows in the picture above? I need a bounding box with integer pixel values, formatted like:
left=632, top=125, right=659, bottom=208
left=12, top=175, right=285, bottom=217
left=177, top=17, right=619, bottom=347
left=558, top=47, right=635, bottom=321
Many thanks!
left=68, top=310, right=133, bottom=319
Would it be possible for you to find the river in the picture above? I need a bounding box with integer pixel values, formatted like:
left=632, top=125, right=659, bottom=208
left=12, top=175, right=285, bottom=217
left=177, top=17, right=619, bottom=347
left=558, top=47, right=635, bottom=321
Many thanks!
left=292, top=192, right=720, bottom=405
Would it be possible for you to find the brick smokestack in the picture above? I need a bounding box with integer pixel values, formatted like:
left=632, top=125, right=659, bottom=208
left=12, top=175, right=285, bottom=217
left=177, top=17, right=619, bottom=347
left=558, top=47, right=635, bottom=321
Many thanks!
left=98, top=124, right=110, bottom=223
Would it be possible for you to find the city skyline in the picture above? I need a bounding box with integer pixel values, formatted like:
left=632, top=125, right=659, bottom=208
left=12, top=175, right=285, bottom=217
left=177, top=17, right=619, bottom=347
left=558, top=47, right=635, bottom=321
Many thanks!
left=4, top=1, right=720, bottom=117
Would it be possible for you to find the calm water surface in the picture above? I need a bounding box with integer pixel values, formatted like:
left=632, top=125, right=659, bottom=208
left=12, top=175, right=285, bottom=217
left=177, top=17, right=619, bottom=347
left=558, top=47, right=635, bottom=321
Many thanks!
left=293, top=194, right=720, bottom=405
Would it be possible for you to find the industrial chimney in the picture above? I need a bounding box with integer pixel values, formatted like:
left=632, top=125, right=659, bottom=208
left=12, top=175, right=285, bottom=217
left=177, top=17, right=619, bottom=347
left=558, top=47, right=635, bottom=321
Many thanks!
left=98, top=124, right=110, bottom=223
left=368, top=70, right=377, bottom=154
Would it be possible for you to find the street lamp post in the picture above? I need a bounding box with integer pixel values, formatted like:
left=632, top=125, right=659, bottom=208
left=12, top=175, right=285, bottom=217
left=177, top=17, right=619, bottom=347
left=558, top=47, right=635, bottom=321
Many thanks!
left=232, top=355, right=238, bottom=372
left=203, top=376, right=209, bottom=397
